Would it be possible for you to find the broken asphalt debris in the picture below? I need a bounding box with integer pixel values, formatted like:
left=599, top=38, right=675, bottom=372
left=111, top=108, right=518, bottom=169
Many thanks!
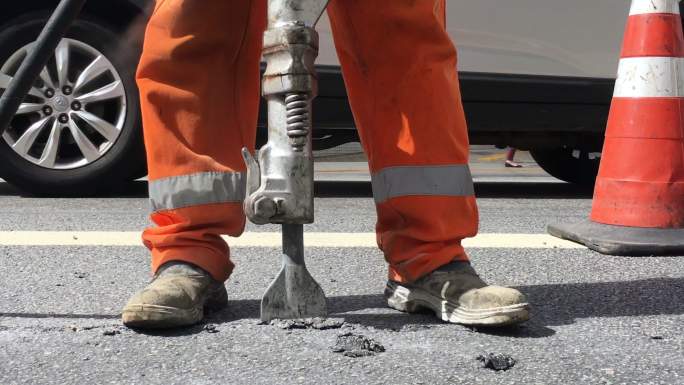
left=102, top=329, right=121, bottom=336
left=396, top=324, right=431, bottom=332
left=331, top=332, right=385, bottom=357
left=477, top=353, right=516, bottom=371
left=204, top=324, right=219, bottom=333
left=269, top=317, right=345, bottom=330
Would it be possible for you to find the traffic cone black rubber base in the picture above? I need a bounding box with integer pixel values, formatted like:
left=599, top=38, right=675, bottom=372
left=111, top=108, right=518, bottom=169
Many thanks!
left=548, top=221, right=684, bottom=256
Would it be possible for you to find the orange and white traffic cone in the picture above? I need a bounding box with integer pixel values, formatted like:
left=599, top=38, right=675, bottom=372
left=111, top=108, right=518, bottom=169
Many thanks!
left=549, top=0, right=684, bottom=255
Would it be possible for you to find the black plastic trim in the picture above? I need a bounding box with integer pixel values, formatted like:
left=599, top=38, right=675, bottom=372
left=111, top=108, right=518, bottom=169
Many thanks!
left=299, top=65, right=614, bottom=150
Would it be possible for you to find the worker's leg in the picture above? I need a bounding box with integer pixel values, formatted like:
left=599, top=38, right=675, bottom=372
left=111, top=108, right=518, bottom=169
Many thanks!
left=328, top=0, right=529, bottom=326
left=136, top=0, right=266, bottom=282
left=327, top=0, right=478, bottom=283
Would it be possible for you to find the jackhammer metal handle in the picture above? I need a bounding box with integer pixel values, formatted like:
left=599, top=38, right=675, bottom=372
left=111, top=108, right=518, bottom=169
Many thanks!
left=242, top=1, right=329, bottom=226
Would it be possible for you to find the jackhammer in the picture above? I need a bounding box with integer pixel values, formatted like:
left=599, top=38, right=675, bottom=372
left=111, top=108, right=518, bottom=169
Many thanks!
left=243, top=0, right=331, bottom=321
left=0, top=0, right=331, bottom=322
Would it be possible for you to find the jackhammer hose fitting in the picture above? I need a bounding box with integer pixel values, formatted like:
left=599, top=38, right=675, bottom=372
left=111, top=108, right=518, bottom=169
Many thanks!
left=285, top=93, right=310, bottom=151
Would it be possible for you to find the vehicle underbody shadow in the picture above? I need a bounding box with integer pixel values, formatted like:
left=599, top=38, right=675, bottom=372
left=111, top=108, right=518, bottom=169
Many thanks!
left=314, top=181, right=594, bottom=199
left=474, top=182, right=594, bottom=199
left=0, top=180, right=150, bottom=198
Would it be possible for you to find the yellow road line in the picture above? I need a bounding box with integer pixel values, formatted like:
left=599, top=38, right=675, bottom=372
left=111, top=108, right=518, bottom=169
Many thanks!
left=0, top=231, right=583, bottom=249
left=477, top=153, right=507, bottom=162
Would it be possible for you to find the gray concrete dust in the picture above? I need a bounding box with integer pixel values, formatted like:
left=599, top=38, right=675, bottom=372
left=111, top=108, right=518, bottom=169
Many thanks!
left=268, top=317, right=345, bottom=330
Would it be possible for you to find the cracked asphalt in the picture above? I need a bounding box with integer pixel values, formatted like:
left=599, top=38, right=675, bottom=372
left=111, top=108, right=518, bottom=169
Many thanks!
left=0, top=163, right=682, bottom=384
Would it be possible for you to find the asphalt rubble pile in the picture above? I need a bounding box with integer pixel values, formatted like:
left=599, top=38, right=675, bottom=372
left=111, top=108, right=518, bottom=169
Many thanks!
left=266, top=317, right=346, bottom=330
left=204, top=323, right=220, bottom=333
left=330, top=332, right=385, bottom=358
left=476, top=353, right=516, bottom=371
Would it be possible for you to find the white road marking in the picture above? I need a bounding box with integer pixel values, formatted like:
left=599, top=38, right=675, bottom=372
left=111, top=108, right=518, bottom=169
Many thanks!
left=0, top=231, right=584, bottom=249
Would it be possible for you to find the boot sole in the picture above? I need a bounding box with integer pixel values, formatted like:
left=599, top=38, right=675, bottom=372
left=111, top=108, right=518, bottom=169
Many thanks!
left=122, top=285, right=229, bottom=329
left=122, top=304, right=203, bottom=329
left=385, top=282, right=530, bottom=326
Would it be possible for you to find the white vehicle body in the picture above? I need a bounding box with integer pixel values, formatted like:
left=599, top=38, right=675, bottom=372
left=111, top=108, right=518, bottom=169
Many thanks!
left=0, top=0, right=671, bottom=193
left=316, top=0, right=631, bottom=78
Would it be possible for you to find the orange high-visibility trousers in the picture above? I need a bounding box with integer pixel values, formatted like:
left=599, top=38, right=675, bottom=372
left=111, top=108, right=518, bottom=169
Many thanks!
left=137, top=0, right=479, bottom=284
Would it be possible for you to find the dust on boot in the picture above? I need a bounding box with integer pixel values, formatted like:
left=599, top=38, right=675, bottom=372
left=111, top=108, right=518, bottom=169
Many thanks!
left=385, top=261, right=530, bottom=327
left=122, top=261, right=228, bottom=329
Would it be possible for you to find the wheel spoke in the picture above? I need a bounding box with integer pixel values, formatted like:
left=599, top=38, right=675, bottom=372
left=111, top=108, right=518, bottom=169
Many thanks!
left=76, top=80, right=124, bottom=104
left=0, top=72, right=11, bottom=89
left=16, top=102, right=44, bottom=115
left=12, top=116, right=51, bottom=156
left=38, top=119, right=62, bottom=168
left=55, top=39, right=70, bottom=87
left=67, top=119, right=100, bottom=162
left=0, top=72, right=45, bottom=98
left=39, top=67, right=55, bottom=90
left=73, top=110, right=120, bottom=142
left=74, top=55, right=109, bottom=92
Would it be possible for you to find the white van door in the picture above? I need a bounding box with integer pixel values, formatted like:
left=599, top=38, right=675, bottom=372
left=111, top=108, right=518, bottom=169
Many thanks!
left=317, top=1, right=633, bottom=78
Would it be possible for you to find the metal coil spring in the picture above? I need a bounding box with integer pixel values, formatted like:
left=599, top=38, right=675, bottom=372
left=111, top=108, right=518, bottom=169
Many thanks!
left=285, top=93, right=310, bottom=151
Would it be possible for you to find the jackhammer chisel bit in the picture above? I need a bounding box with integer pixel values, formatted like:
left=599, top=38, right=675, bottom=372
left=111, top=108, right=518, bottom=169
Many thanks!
left=242, top=0, right=330, bottom=322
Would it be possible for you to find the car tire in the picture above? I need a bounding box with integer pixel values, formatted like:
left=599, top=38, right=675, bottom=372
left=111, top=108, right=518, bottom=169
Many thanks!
left=530, top=147, right=601, bottom=186
left=0, top=13, right=146, bottom=196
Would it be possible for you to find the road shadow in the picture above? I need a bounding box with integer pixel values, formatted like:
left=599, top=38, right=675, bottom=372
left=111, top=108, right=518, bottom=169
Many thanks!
left=2, top=277, right=680, bottom=337
left=131, top=277, right=684, bottom=336
left=517, top=277, right=684, bottom=327
left=204, top=293, right=552, bottom=338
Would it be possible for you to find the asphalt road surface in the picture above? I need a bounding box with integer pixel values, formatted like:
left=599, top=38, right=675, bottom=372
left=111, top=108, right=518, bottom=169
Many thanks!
left=0, top=149, right=682, bottom=385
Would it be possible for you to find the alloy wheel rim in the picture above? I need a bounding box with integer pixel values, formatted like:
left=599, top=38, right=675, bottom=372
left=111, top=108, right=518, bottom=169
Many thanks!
left=0, top=38, right=127, bottom=170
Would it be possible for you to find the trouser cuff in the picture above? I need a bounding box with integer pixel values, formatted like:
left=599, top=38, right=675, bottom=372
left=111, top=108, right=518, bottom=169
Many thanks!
left=388, top=250, right=470, bottom=283
left=151, top=246, right=234, bottom=282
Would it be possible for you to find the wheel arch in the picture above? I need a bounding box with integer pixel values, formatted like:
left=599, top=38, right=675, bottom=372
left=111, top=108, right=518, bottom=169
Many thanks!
left=0, top=0, right=150, bottom=34
left=0, top=3, right=148, bottom=194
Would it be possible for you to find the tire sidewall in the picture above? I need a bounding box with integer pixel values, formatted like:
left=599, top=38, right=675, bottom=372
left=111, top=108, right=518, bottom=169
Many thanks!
left=0, top=12, right=143, bottom=195
left=530, top=147, right=600, bottom=186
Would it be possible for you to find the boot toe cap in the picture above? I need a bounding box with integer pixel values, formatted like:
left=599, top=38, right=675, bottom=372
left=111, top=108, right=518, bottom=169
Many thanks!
left=121, top=276, right=209, bottom=328
left=460, top=285, right=528, bottom=310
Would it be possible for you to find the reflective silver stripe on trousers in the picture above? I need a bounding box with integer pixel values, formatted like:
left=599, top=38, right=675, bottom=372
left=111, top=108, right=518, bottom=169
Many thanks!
left=371, top=165, right=474, bottom=204
left=149, top=171, right=246, bottom=211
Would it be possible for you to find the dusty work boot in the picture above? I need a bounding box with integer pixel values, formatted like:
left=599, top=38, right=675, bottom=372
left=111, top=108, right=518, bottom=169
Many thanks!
left=122, top=262, right=228, bottom=329
left=385, top=261, right=530, bottom=326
